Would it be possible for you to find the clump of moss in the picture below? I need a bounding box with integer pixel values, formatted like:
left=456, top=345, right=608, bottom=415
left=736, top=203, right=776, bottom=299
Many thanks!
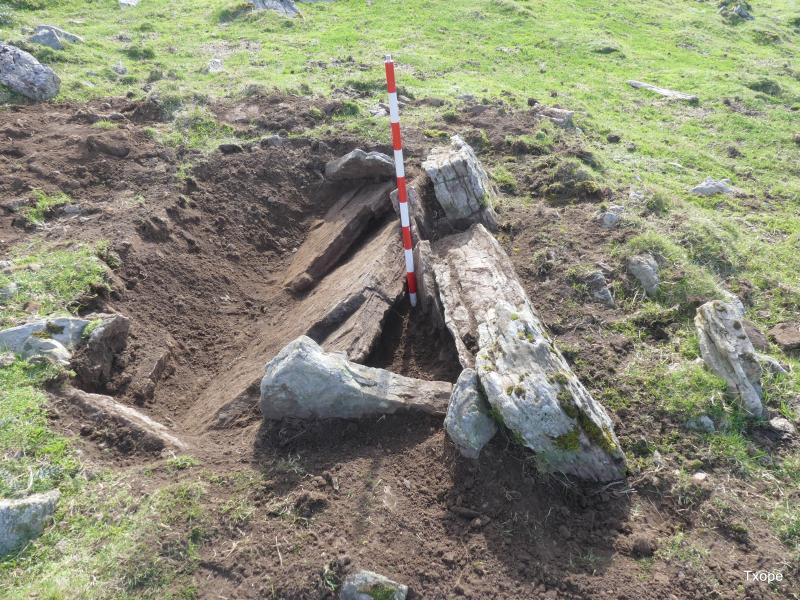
left=557, top=389, right=580, bottom=419
left=554, top=428, right=580, bottom=450
left=491, top=166, right=518, bottom=194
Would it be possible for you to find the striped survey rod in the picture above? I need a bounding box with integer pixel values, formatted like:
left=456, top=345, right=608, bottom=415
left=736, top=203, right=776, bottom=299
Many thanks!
left=384, top=54, right=418, bottom=307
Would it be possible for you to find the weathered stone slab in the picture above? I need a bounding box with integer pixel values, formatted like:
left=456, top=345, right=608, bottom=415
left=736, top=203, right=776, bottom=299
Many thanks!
left=444, top=368, right=497, bottom=459
left=0, top=44, right=60, bottom=101
left=627, top=80, right=698, bottom=102
left=64, top=387, right=187, bottom=451
left=430, top=225, right=626, bottom=481
left=627, top=254, right=659, bottom=297
left=325, top=149, right=395, bottom=181
left=422, top=135, right=498, bottom=231
left=0, top=490, right=59, bottom=556
left=695, top=300, right=764, bottom=417
left=284, top=181, right=393, bottom=294
left=260, top=336, right=452, bottom=419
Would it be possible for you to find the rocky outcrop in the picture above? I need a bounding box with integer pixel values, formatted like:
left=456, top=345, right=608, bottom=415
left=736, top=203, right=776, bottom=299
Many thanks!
left=627, top=254, right=659, bottom=297
left=260, top=336, right=452, bottom=419
left=339, top=570, right=408, bottom=600
left=325, top=149, right=395, bottom=181
left=422, top=136, right=498, bottom=231
left=444, top=369, right=497, bottom=459
left=695, top=300, right=764, bottom=417
left=0, top=44, right=60, bottom=101
left=0, top=490, right=59, bottom=556
left=428, top=225, right=626, bottom=481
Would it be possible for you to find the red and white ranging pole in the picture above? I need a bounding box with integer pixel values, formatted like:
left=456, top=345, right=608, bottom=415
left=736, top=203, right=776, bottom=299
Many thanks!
left=384, top=54, right=418, bottom=307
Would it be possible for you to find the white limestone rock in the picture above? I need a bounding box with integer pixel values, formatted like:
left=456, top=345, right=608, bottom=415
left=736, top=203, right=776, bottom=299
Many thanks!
left=444, top=369, right=497, bottom=459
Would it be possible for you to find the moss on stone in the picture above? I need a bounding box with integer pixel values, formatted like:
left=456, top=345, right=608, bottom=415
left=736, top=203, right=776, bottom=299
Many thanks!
left=554, top=427, right=580, bottom=450
left=578, top=411, right=618, bottom=454
left=557, top=388, right=579, bottom=419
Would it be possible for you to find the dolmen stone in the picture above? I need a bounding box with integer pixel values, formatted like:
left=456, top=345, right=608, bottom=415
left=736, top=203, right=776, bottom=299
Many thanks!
left=695, top=300, right=764, bottom=417
left=427, top=225, right=626, bottom=481
left=325, top=149, right=395, bottom=181
left=0, top=490, right=59, bottom=556
left=0, top=44, right=61, bottom=101
left=260, top=336, right=452, bottom=419
left=422, top=135, right=498, bottom=231
left=444, top=368, right=498, bottom=459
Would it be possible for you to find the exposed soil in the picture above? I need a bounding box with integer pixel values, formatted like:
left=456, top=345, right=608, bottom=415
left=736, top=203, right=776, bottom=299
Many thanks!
left=1, top=95, right=794, bottom=599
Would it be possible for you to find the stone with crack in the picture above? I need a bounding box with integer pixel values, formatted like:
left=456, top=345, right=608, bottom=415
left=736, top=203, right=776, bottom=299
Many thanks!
left=444, top=369, right=498, bottom=459
left=260, top=336, right=452, bottom=419
left=695, top=300, right=764, bottom=417
left=429, top=224, right=626, bottom=481
left=0, top=490, right=59, bottom=556
left=422, top=135, right=498, bottom=231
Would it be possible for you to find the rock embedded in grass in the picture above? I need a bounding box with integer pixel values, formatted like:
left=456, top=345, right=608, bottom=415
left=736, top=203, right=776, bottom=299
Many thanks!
left=768, top=322, right=800, bottom=352
left=690, top=177, right=734, bottom=196
left=29, top=25, right=84, bottom=50
left=627, top=80, right=698, bottom=103
left=0, top=44, right=60, bottom=102
left=0, top=490, right=59, bottom=556
left=259, top=336, right=452, bottom=419
left=250, top=0, right=300, bottom=17
left=626, top=254, right=660, bottom=297
left=444, top=368, right=498, bottom=459
left=584, top=270, right=615, bottom=307
left=422, top=135, right=498, bottom=231
left=695, top=300, right=764, bottom=417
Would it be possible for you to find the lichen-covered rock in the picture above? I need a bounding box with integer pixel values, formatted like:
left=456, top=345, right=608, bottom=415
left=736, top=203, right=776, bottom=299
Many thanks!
left=444, top=369, right=497, bottom=459
left=325, top=149, right=395, bottom=181
left=339, top=570, right=408, bottom=600
left=627, top=254, right=659, bottom=297
left=0, top=44, right=60, bottom=101
left=422, top=135, right=498, bottom=231
left=695, top=300, right=764, bottom=417
left=0, top=490, right=59, bottom=556
left=429, top=225, right=626, bottom=481
left=260, top=336, right=452, bottom=419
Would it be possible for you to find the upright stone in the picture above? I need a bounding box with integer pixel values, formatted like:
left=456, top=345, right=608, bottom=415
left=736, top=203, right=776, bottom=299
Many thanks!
left=444, top=369, right=498, bottom=459
left=0, top=490, right=59, bottom=556
left=695, top=300, right=764, bottom=417
left=422, top=135, right=498, bottom=230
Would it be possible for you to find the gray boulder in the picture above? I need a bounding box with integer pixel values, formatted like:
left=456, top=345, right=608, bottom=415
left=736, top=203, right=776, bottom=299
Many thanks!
left=444, top=369, right=497, bottom=459
left=0, top=317, right=91, bottom=354
left=429, top=225, right=626, bottom=481
left=260, top=336, right=452, bottom=419
left=585, top=271, right=615, bottom=308
left=0, top=44, right=61, bottom=101
left=627, top=254, right=659, bottom=297
left=695, top=300, right=764, bottom=417
left=340, top=570, right=408, bottom=600
left=422, top=135, right=498, bottom=231
left=325, top=149, right=395, bottom=181
left=0, top=490, right=59, bottom=556
left=30, top=25, right=84, bottom=50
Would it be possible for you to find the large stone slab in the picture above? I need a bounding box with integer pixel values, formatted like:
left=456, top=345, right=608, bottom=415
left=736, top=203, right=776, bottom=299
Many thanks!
left=325, top=149, right=395, bottom=181
left=284, top=181, right=394, bottom=294
left=422, top=135, right=498, bottom=231
left=0, top=490, right=59, bottom=556
left=0, top=44, right=60, bottom=101
left=695, top=300, right=764, bottom=417
left=429, top=224, right=626, bottom=481
left=260, top=336, right=452, bottom=419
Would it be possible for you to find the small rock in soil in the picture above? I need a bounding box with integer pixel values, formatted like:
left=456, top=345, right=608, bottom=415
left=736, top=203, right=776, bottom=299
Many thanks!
left=597, top=204, right=624, bottom=228
left=250, top=0, right=300, bottom=16
left=340, top=570, right=408, bottom=600
left=0, top=490, right=59, bottom=556
left=769, top=416, right=796, bottom=437
left=768, top=322, right=800, bottom=352
left=324, top=148, right=395, bottom=181
left=218, top=142, right=243, bottom=154
left=606, top=134, right=621, bottom=143
left=686, top=414, right=715, bottom=433
left=29, top=25, right=84, bottom=50
left=584, top=270, right=615, bottom=308
left=631, top=535, right=657, bottom=558
left=627, top=254, right=659, bottom=297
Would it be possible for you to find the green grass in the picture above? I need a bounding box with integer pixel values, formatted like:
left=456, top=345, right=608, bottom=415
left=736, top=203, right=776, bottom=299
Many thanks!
left=0, top=244, right=109, bottom=327
left=21, top=190, right=71, bottom=226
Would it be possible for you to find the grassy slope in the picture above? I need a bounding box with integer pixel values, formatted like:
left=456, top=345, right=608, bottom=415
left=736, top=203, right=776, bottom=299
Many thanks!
left=1, top=0, right=800, bottom=596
